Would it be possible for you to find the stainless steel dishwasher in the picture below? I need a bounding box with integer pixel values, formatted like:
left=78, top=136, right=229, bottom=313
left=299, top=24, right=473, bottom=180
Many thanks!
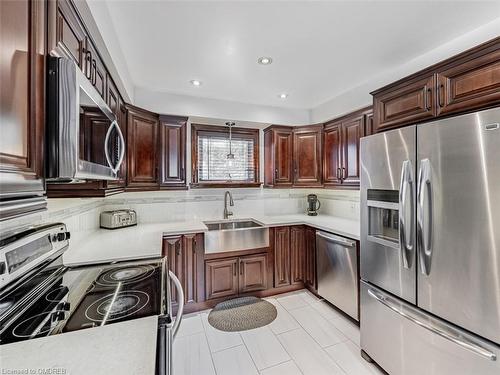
left=316, top=231, right=359, bottom=321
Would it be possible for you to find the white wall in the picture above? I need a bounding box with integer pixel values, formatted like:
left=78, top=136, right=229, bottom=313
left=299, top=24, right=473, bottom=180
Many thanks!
left=310, top=17, right=500, bottom=123
left=78, top=0, right=135, bottom=102
left=134, top=87, right=311, bottom=126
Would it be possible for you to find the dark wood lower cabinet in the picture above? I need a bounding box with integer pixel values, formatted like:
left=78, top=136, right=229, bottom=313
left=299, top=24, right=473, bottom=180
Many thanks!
left=304, top=226, right=317, bottom=291
left=163, top=233, right=204, bottom=308
left=290, top=226, right=305, bottom=284
left=274, top=227, right=291, bottom=287
left=205, top=258, right=239, bottom=300
left=239, top=254, right=268, bottom=293
left=206, top=253, right=269, bottom=300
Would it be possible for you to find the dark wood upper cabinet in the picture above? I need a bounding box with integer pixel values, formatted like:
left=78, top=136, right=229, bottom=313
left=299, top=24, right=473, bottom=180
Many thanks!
left=364, top=110, right=374, bottom=136
left=205, top=258, right=239, bottom=300
left=436, top=46, right=500, bottom=116
left=0, top=0, right=47, bottom=219
left=126, top=105, right=159, bottom=188
left=50, top=0, right=86, bottom=69
left=323, top=108, right=369, bottom=188
left=84, top=40, right=106, bottom=100
left=264, top=126, right=293, bottom=187
left=341, top=114, right=364, bottom=186
left=239, top=254, right=268, bottom=293
left=372, top=37, right=500, bottom=132
left=373, top=74, right=435, bottom=132
left=273, top=226, right=291, bottom=288
left=159, top=115, right=187, bottom=189
left=304, top=226, right=317, bottom=292
left=293, top=125, right=322, bottom=186
left=290, top=226, right=305, bottom=285
left=323, top=122, right=343, bottom=186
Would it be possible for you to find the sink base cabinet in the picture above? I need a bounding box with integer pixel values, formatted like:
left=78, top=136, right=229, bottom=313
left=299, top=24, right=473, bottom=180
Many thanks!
left=205, top=253, right=269, bottom=300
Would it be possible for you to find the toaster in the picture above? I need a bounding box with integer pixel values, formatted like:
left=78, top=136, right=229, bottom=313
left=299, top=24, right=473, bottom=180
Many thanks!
left=100, top=209, right=137, bottom=229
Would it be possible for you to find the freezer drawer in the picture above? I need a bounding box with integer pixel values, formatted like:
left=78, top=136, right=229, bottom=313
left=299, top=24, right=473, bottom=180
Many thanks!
left=361, top=281, right=500, bottom=375
left=316, top=231, right=358, bottom=320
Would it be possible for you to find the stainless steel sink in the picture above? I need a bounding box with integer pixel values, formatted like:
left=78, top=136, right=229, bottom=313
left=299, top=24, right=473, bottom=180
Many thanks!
left=203, top=219, right=269, bottom=254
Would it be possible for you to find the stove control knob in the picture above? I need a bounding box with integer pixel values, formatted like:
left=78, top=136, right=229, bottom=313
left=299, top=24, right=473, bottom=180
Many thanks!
left=52, top=310, right=67, bottom=322
left=58, top=301, right=71, bottom=311
left=56, top=232, right=71, bottom=242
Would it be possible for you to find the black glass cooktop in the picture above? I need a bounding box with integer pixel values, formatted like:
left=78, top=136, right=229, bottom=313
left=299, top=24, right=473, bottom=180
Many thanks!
left=0, top=259, right=163, bottom=345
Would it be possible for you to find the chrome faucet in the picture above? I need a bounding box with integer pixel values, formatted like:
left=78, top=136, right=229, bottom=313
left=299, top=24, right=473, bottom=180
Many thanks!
left=223, top=191, right=234, bottom=219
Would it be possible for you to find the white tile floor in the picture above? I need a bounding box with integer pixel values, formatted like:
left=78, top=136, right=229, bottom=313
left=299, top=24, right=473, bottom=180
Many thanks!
left=173, top=289, right=385, bottom=375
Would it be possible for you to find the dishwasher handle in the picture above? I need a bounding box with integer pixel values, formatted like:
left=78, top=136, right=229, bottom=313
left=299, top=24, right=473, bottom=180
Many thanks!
left=316, top=231, right=356, bottom=247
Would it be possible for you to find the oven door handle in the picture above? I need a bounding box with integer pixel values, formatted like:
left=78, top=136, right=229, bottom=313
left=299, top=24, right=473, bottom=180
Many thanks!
left=169, top=270, right=184, bottom=339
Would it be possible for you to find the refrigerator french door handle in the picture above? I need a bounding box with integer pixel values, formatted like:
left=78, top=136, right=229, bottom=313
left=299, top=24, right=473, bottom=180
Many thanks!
left=417, top=159, right=433, bottom=275
left=399, top=160, right=414, bottom=269
left=367, top=288, right=497, bottom=361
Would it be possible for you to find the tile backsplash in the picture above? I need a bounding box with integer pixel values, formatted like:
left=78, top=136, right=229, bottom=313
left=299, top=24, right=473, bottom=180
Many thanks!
left=0, top=188, right=360, bottom=244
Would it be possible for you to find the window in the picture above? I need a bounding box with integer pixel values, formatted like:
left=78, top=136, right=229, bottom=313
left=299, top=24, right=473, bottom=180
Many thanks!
left=191, top=124, right=260, bottom=187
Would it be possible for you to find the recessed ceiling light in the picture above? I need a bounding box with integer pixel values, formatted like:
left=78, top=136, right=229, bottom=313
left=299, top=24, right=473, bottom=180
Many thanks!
left=257, top=57, right=273, bottom=65
left=190, top=79, right=202, bottom=86
left=279, top=93, right=288, bottom=99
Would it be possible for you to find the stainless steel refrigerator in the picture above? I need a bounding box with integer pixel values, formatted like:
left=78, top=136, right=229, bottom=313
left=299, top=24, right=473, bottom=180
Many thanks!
left=360, top=106, right=500, bottom=374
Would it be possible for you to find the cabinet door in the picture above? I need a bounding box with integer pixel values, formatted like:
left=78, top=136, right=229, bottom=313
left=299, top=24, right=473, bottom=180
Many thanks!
left=239, top=254, right=268, bottom=293
left=293, top=126, right=322, bottom=186
left=274, top=129, right=294, bottom=186
left=205, top=258, right=239, bottom=300
left=159, top=116, right=186, bottom=188
left=274, top=227, right=291, bottom=287
left=436, top=49, right=500, bottom=116
left=364, top=111, right=374, bottom=136
left=182, top=234, right=199, bottom=304
left=323, top=122, right=342, bottom=186
left=84, top=40, right=106, bottom=100
left=341, top=115, right=364, bottom=186
left=373, top=75, right=435, bottom=132
left=305, top=227, right=317, bottom=291
left=163, top=236, right=183, bottom=306
left=290, top=226, right=305, bottom=284
left=0, top=0, right=46, bottom=218
left=53, top=0, right=86, bottom=70
left=126, top=106, right=159, bottom=188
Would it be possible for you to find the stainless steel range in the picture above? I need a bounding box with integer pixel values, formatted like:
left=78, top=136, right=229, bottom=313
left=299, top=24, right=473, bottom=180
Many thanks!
left=360, top=107, right=500, bottom=374
left=0, top=223, right=183, bottom=375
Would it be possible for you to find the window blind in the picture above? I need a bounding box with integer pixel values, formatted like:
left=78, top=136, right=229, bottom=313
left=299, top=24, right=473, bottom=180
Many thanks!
left=197, top=134, right=255, bottom=182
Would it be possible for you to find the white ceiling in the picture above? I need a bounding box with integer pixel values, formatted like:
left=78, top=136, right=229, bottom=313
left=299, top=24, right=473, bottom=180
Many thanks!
left=97, top=1, right=499, bottom=109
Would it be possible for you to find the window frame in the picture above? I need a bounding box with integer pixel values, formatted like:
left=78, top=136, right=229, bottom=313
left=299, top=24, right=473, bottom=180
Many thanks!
left=191, top=124, right=261, bottom=188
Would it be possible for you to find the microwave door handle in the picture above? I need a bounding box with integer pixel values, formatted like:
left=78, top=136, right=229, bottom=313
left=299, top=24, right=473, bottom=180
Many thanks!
left=104, top=120, right=125, bottom=175
left=417, top=159, right=433, bottom=275
left=114, top=121, right=126, bottom=174
left=399, top=160, right=414, bottom=269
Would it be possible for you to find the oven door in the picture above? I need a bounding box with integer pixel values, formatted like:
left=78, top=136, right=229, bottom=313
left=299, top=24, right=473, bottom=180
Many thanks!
left=47, top=57, right=125, bottom=181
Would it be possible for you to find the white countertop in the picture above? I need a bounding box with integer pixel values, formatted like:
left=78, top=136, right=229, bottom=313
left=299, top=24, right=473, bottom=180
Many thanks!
left=64, top=213, right=359, bottom=267
left=254, top=214, right=360, bottom=240
left=0, top=316, right=158, bottom=375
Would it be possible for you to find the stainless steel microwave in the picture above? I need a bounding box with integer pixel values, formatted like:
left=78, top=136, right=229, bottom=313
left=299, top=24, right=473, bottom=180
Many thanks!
left=46, top=57, right=125, bottom=182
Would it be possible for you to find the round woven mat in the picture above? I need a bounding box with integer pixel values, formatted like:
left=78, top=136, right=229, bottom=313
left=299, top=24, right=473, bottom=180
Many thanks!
left=207, top=296, right=277, bottom=332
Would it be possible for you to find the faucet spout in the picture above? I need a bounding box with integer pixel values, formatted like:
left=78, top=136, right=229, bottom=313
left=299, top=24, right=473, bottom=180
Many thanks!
left=223, top=191, right=234, bottom=219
